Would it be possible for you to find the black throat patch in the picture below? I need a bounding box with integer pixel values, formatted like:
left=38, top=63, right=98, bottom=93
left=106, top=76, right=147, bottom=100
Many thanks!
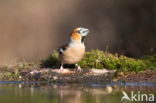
left=81, top=36, right=85, bottom=43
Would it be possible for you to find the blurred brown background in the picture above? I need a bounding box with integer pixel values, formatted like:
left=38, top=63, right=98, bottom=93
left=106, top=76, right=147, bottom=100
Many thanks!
left=0, top=0, right=156, bottom=64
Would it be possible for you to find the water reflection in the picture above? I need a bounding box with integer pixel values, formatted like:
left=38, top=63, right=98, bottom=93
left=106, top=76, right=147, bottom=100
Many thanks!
left=0, top=83, right=155, bottom=103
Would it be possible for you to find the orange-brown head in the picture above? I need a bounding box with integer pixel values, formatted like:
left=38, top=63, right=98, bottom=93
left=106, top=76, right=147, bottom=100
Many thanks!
left=70, top=27, right=89, bottom=43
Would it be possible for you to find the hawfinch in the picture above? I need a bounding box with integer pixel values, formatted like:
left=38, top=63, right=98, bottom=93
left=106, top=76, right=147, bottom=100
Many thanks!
left=57, top=27, right=89, bottom=72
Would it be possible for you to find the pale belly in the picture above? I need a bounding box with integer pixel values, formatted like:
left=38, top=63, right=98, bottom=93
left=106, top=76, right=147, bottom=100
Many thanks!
left=59, top=46, right=85, bottom=64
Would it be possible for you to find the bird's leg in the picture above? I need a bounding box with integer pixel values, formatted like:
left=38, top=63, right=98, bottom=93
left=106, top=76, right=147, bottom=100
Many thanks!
left=75, top=64, right=82, bottom=72
left=60, top=63, right=64, bottom=72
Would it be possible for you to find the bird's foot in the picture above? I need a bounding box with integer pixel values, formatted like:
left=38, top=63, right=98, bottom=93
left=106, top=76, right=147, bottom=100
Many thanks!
left=59, top=65, right=64, bottom=73
left=75, top=64, right=82, bottom=72
left=77, top=66, right=82, bottom=72
left=59, top=66, right=74, bottom=74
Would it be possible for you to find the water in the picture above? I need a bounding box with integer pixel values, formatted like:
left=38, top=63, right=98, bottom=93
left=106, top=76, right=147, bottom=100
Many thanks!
left=0, top=82, right=156, bottom=103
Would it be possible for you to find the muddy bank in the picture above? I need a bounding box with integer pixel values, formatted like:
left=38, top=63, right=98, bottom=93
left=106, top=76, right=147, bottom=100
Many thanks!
left=0, top=66, right=156, bottom=84
left=0, top=68, right=116, bottom=83
left=117, top=70, right=156, bottom=83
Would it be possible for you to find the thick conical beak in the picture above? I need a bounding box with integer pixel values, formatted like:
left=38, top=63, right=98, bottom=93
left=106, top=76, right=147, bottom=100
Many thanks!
left=81, top=28, right=89, bottom=36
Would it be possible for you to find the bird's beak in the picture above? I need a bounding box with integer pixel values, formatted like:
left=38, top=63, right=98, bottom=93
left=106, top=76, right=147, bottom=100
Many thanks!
left=82, top=28, right=89, bottom=36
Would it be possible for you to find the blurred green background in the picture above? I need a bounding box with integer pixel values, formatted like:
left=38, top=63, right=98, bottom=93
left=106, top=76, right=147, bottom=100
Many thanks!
left=0, top=0, right=156, bottom=64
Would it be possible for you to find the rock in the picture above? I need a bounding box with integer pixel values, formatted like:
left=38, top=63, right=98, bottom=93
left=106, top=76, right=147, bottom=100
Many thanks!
left=90, top=69, right=110, bottom=74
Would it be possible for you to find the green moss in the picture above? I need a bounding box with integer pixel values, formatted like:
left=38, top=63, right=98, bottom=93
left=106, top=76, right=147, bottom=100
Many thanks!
left=78, top=50, right=148, bottom=72
left=142, top=54, right=156, bottom=70
left=40, top=49, right=156, bottom=72
left=41, top=50, right=60, bottom=68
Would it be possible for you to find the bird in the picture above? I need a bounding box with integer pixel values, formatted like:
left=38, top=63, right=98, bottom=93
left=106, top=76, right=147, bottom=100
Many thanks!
left=57, top=27, right=89, bottom=73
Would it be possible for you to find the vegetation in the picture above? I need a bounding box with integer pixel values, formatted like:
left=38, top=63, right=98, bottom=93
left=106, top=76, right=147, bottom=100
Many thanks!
left=142, top=54, right=156, bottom=70
left=0, top=49, right=155, bottom=81
left=41, top=50, right=60, bottom=68
left=0, top=62, right=38, bottom=80
left=41, top=50, right=156, bottom=72
left=78, top=50, right=148, bottom=72
left=1, top=50, right=155, bottom=73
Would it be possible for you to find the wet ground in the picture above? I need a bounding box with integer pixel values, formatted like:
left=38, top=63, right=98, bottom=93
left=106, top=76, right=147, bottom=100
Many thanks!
left=0, top=81, right=156, bottom=103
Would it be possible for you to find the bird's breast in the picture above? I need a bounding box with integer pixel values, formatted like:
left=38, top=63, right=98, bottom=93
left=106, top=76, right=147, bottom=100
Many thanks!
left=59, top=44, right=85, bottom=64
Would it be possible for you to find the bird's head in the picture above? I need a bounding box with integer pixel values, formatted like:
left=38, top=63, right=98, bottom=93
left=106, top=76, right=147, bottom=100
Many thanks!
left=70, top=27, right=89, bottom=43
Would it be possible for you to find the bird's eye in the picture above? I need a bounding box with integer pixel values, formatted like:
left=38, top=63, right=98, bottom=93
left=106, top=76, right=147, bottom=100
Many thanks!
left=76, top=30, right=81, bottom=34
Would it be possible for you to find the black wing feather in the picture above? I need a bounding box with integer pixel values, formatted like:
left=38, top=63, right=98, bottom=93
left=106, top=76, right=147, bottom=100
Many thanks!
left=57, top=44, right=68, bottom=54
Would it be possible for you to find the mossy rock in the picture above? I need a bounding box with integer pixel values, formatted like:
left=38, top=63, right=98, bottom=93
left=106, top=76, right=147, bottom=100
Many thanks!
left=41, top=50, right=60, bottom=68
left=78, top=50, right=148, bottom=72
left=41, top=49, right=156, bottom=72
left=142, top=54, right=156, bottom=70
